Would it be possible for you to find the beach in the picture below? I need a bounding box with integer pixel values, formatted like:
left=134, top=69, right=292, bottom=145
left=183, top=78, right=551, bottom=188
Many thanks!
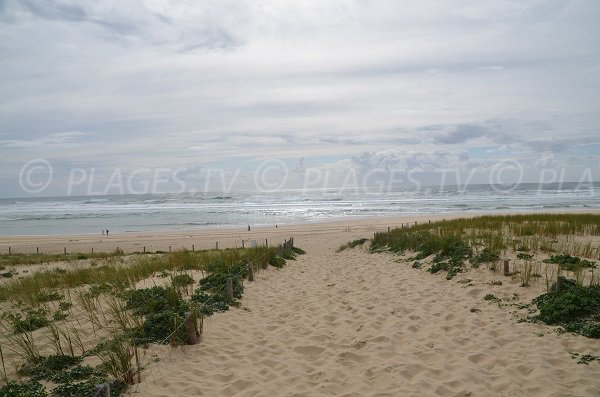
left=1, top=213, right=600, bottom=396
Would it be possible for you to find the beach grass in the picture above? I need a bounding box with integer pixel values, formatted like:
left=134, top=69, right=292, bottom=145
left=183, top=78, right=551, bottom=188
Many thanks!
left=0, top=248, right=128, bottom=268
left=0, top=242, right=302, bottom=395
left=360, top=213, right=600, bottom=338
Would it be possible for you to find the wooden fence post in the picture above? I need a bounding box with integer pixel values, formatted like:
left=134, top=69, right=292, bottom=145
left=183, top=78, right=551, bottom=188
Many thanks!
left=226, top=278, right=234, bottom=301
left=185, top=312, right=198, bottom=345
left=248, top=262, right=254, bottom=282
left=503, top=259, right=510, bottom=276
left=242, top=240, right=244, bottom=249
left=8, top=246, right=11, bottom=255
left=143, top=246, right=145, bottom=253
left=216, top=242, right=219, bottom=250
left=169, top=246, right=171, bottom=253
left=265, top=239, right=268, bottom=248
left=64, top=247, right=67, bottom=255
left=192, top=244, right=195, bottom=252
left=91, top=248, right=94, bottom=254
left=36, top=247, right=39, bottom=254
left=95, top=383, right=110, bottom=397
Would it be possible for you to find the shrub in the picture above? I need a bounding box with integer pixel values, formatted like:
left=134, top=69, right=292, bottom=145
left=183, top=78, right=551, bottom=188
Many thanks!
left=0, top=380, right=47, bottom=397
left=533, top=278, right=600, bottom=338
left=172, top=274, right=194, bottom=287
left=543, top=255, right=596, bottom=271
left=471, top=247, right=500, bottom=265
left=6, top=308, right=50, bottom=333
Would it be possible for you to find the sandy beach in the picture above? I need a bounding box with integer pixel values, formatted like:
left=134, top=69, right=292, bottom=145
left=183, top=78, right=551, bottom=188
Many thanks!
left=1, top=213, right=600, bottom=396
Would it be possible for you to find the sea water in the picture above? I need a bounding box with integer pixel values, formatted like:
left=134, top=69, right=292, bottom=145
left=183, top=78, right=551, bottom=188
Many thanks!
left=0, top=183, right=598, bottom=235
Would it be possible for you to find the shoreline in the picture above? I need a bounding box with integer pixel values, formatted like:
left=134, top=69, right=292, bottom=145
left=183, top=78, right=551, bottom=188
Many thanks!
left=1, top=209, right=600, bottom=254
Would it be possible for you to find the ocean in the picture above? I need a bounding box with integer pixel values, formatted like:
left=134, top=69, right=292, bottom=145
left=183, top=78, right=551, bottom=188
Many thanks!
left=0, top=182, right=598, bottom=236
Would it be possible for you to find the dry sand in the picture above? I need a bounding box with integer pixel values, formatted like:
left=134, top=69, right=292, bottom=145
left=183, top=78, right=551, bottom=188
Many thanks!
left=2, top=213, right=600, bottom=396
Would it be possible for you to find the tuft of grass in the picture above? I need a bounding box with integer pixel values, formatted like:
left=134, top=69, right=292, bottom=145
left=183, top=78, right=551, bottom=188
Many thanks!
left=337, top=238, right=369, bottom=252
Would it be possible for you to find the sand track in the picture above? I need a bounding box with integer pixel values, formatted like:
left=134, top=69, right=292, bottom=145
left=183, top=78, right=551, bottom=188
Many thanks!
left=138, top=242, right=600, bottom=397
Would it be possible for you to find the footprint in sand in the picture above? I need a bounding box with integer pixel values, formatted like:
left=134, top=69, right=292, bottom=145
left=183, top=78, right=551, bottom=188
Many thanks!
left=294, top=345, right=326, bottom=355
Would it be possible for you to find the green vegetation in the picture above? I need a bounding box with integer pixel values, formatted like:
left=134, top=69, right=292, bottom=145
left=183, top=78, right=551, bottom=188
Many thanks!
left=172, top=274, right=195, bottom=287
left=533, top=277, right=600, bottom=338
left=0, top=380, right=47, bottom=397
left=543, top=254, right=596, bottom=272
left=0, top=249, right=128, bottom=268
left=0, top=243, right=305, bottom=396
left=337, top=238, right=369, bottom=252
left=371, top=213, right=600, bottom=259
left=570, top=352, right=599, bottom=365
left=471, top=247, right=500, bottom=266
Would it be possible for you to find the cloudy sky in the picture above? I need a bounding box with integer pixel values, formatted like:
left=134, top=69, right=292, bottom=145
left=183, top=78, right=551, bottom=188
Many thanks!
left=1, top=0, right=599, bottom=197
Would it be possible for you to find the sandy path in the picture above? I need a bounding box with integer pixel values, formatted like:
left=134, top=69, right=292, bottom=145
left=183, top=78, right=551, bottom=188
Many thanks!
left=135, top=235, right=600, bottom=397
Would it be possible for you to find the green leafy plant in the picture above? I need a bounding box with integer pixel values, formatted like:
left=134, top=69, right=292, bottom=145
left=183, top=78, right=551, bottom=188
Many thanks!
left=5, top=308, right=50, bottom=334
left=543, top=255, right=596, bottom=271
left=533, top=278, right=600, bottom=338
left=0, top=380, right=47, bottom=397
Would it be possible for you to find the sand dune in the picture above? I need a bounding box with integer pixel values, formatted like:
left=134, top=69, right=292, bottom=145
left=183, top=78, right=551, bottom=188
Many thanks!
left=129, top=225, right=600, bottom=397
left=2, top=214, right=599, bottom=396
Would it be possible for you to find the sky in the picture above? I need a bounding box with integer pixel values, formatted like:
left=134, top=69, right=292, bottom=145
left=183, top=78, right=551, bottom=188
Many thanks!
left=1, top=0, right=599, bottom=197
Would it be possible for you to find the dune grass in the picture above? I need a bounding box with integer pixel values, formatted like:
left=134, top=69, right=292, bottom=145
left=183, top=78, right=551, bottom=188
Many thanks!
left=363, top=213, right=600, bottom=338
left=0, top=243, right=303, bottom=395
left=371, top=213, right=600, bottom=261
left=0, top=248, right=128, bottom=268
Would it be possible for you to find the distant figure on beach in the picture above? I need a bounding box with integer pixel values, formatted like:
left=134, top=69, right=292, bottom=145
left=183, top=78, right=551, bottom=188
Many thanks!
left=106, top=229, right=109, bottom=236
left=276, top=224, right=278, bottom=229
left=247, top=225, right=251, bottom=231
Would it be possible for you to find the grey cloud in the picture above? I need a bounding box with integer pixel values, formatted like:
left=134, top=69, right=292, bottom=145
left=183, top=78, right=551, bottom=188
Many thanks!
left=433, top=124, right=490, bottom=145
left=1, top=0, right=87, bottom=22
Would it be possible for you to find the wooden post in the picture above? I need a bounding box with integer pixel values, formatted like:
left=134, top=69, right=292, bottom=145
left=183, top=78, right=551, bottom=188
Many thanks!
left=64, top=247, right=67, bottom=255
left=248, top=262, right=254, bottom=282
left=415, top=221, right=417, bottom=226
left=36, top=247, right=39, bottom=254
left=429, top=220, right=431, bottom=224
left=91, top=248, right=94, bottom=254
left=242, top=240, right=244, bottom=249
left=387, top=226, right=390, bottom=233
left=169, top=246, right=171, bottom=253
left=192, top=244, right=195, bottom=252
left=216, top=242, right=219, bottom=250
left=265, top=239, right=268, bottom=248
left=226, top=278, right=234, bottom=301
left=95, top=383, right=110, bottom=397
left=143, top=246, right=145, bottom=253
left=8, top=247, right=11, bottom=255
left=556, top=276, right=565, bottom=295
left=503, top=259, right=510, bottom=276
left=185, top=312, right=198, bottom=345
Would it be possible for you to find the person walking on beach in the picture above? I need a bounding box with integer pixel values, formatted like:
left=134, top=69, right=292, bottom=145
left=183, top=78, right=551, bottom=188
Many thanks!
left=247, top=225, right=251, bottom=231
left=106, top=229, right=109, bottom=236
